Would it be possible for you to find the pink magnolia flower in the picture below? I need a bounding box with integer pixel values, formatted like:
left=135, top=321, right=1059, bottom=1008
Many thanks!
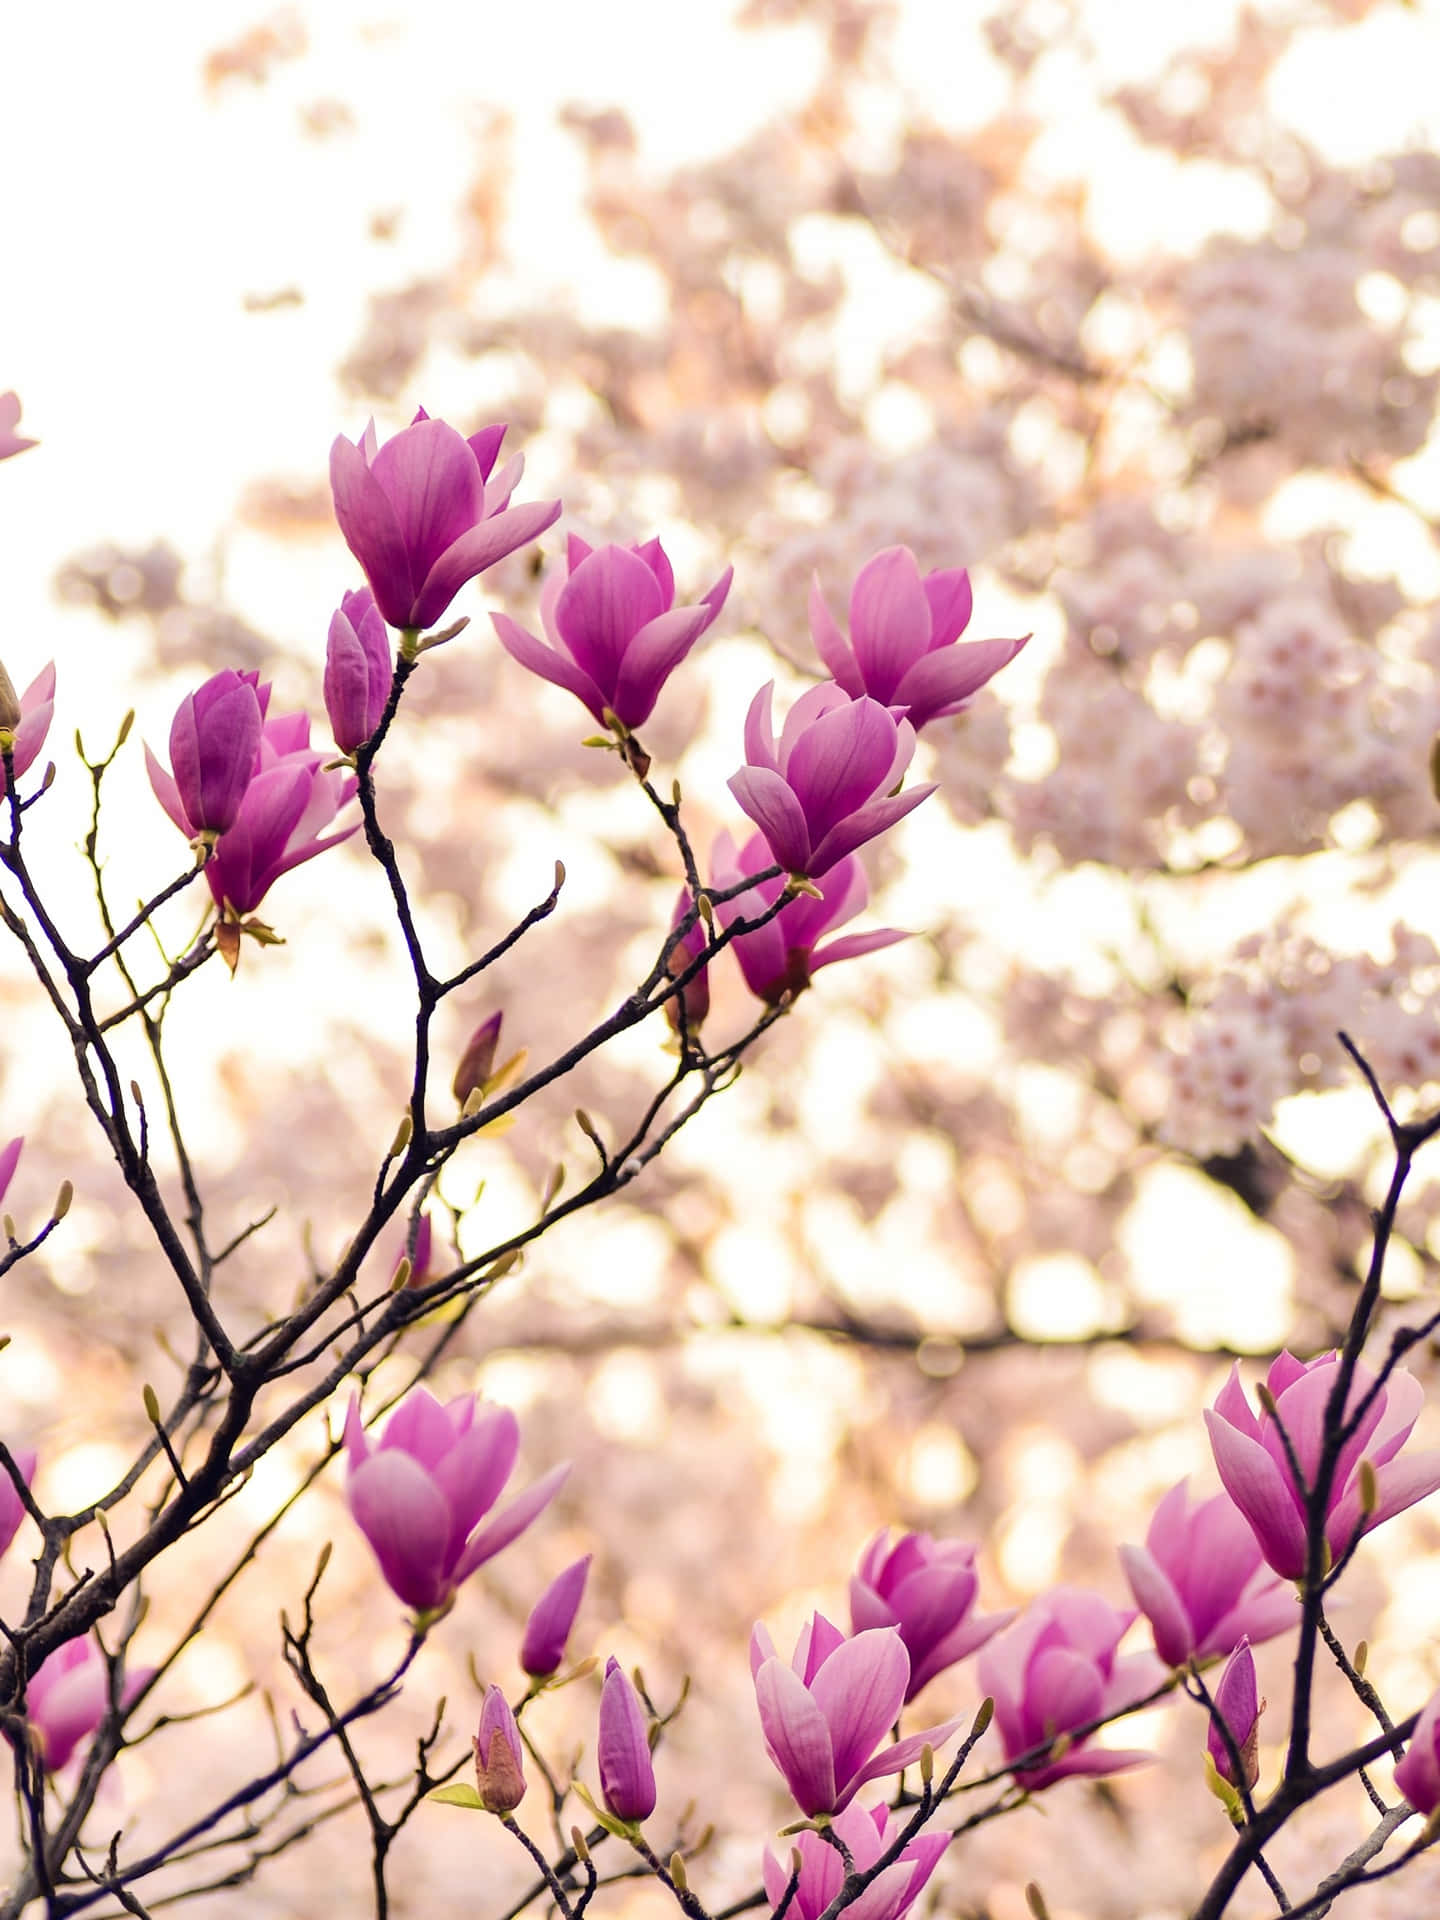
left=1119, top=1480, right=1296, bottom=1668
left=151, top=702, right=357, bottom=919
left=1203, top=1351, right=1440, bottom=1582
left=148, top=670, right=264, bottom=838
left=493, top=535, right=731, bottom=730
left=0, top=393, right=36, bottom=463
left=0, top=664, right=56, bottom=797
left=728, top=683, right=934, bottom=879
left=324, top=586, right=392, bottom=752
left=474, top=1684, right=526, bottom=1813
left=977, top=1588, right=1161, bottom=1791
left=0, top=1137, right=20, bottom=1211
left=521, top=1555, right=591, bottom=1678
left=1206, top=1639, right=1261, bottom=1791
left=1395, top=1685, right=1440, bottom=1815
left=330, top=412, right=560, bottom=632
left=810, top=546, right=1027, bottom=731
left=750, top=1612, right=961, bottom=1817
left=850, top=1529, right=1014, bottom=1703
left=23, top=1640, right=153, bottom=1773
left=598, top=1657, right=656, bottom=1822
left=709, top=830, right=907, bottom=1006
left=344, top=1389, right=568, bottom=1616
left=0, top=1441, right=35, bottom=1561
left=762, top=1800, right=948, bottom=1920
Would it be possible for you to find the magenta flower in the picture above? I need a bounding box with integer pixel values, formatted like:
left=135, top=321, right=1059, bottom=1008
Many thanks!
left=1395, top=1685, right=1440, bottom=1815
left=1206, top=1639, right=1261, bottom=1791
left=0, top=1441, right=35, bottom=1562
left=0, top=1136, right=20, bottom=1211
left=474, top=1684, right=527, bottom=1813
left=810, top=547, right=1027, bottom=732
left=762, top=1800, right=948, bottom=1920
left=1203, top=1351, right=1440, bottom=1583
left=0, top=664, right=56, bottom=797
left=710, top=830, right=907, bottom=1006
left=0, top=394, right=36, bottom=463
left=1119, top=1480, right=1296, bottom=1668
left=976, top=1588, right=1161, bottom=1791
left=150, top=669, right=264, bottom=838
left=324, top=587, right=392, bottom=752
left=493, top=534, right=731, bottom=730
left=598, top=1657, right=656, bottom=1822
left=728, top=683, right=934, bottom=879
left=22, top=1640, right=153, bottom=1773
left=330, top=411, right=560, bottom=632
left=344, top=1389, right=568, bottom=1617
left=151, top=702, right=357, bottom=919
left=750, top=1612, right=961, bottom=1818
left=850, top=1529, right=1014, bottom=1703
left=521, top=1555, right=591, bottom=1678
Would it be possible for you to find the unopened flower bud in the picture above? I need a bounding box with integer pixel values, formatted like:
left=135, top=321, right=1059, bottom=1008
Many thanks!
left=1207, top=1639, right=1261, bottom=1791
left=598, top=1657, right=656, bottom=1823
left=473, top=1684, right=526, bottom=1813
left=520, top=1556, right=591, bottom=1678
left=454, top=1013, right=503, bottom=1107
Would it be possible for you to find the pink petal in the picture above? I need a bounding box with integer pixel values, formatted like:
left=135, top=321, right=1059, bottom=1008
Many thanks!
left=921, top=567, right=974, bottom=647
left=412, top=497, right=562, bottom=632
left=450, top=1462, right=570, bottom=1585
left=1118, top=1544, right=1192, bottom=1667
left=809, top=1629, right=910, bottom=1792
left=808, top=577, right=863, bottom=695
left=849, top=547, right=933, bottom=703
left=347, top=1451, right=452, bottom=1610
left=553, top=545, right=666, bottom=694
left=806, top=783, right=936, bottom=878
left=728, top=766, right=813, bottom=873
left=754, top=1657, right=837, bottom=1815
left=330, top=435, right=416, bottom=629
left=370, top=416, right=487, bottom=580
left=1205, top=1409, right=1307, bottom=1580
left=610, top=605, right=710, bottom=727
left=492, top=611, right=606, bottom=720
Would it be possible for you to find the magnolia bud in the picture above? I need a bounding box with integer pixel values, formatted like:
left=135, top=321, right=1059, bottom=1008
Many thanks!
left=473, top=1685, right=526, bottom=1814
left=454, top=1013, right=503, bottom=1107
left=0, top=660, right=20, bottom=732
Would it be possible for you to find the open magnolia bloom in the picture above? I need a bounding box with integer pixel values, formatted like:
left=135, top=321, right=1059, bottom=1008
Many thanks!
left=345, top=1390, right=568, bottom=1615
left=750, top=1612, right=962, bottom=1817
left=330, top=411, right=560, bottom=632
left=1204, top=1351, right=1440, bottom=1581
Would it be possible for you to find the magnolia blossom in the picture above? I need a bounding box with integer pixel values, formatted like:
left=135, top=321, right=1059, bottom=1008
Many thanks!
left=810, top=545, right=1027, bottom=730
left=709, top=831, right=906, bottom=1006
left=149, top=669, right=264, bottom=838
left=750, top=1612, right=960, bottom=1817
left=977, top=1588, right=1162, bottom=1791
left=598, top=1657, right=656, bottom=1822
left=331, top=411, right=560, bottom=632
left=473, top=1685, right=526, bottom=1813
left=1119, top=1480, right=1296, bottom=1667
left=729, top=683, right=933, bottom=879
left=520, top=1555, right=590, bottom=1677
left=0, top=664, right=56, bottom=797
left=324, top=586, right=392, bottom=752
left=494, top=534, right=730, bottom=729
left=1204, top=1352, right=1440, bottom=1581
left=344, top=1389, right=568, bottom=1615
left=151, top=702, right=357, bottom=920
left=762, top=1801, right=948, bottom=1920
left=23, top=1641, right=152, bottom=1774
left=1206, top=1639, right=1261, bottom=1791
left=850, top=1528, right=1013, bottom=1702
left=1395, top=1685, right=1440, bottom=1816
